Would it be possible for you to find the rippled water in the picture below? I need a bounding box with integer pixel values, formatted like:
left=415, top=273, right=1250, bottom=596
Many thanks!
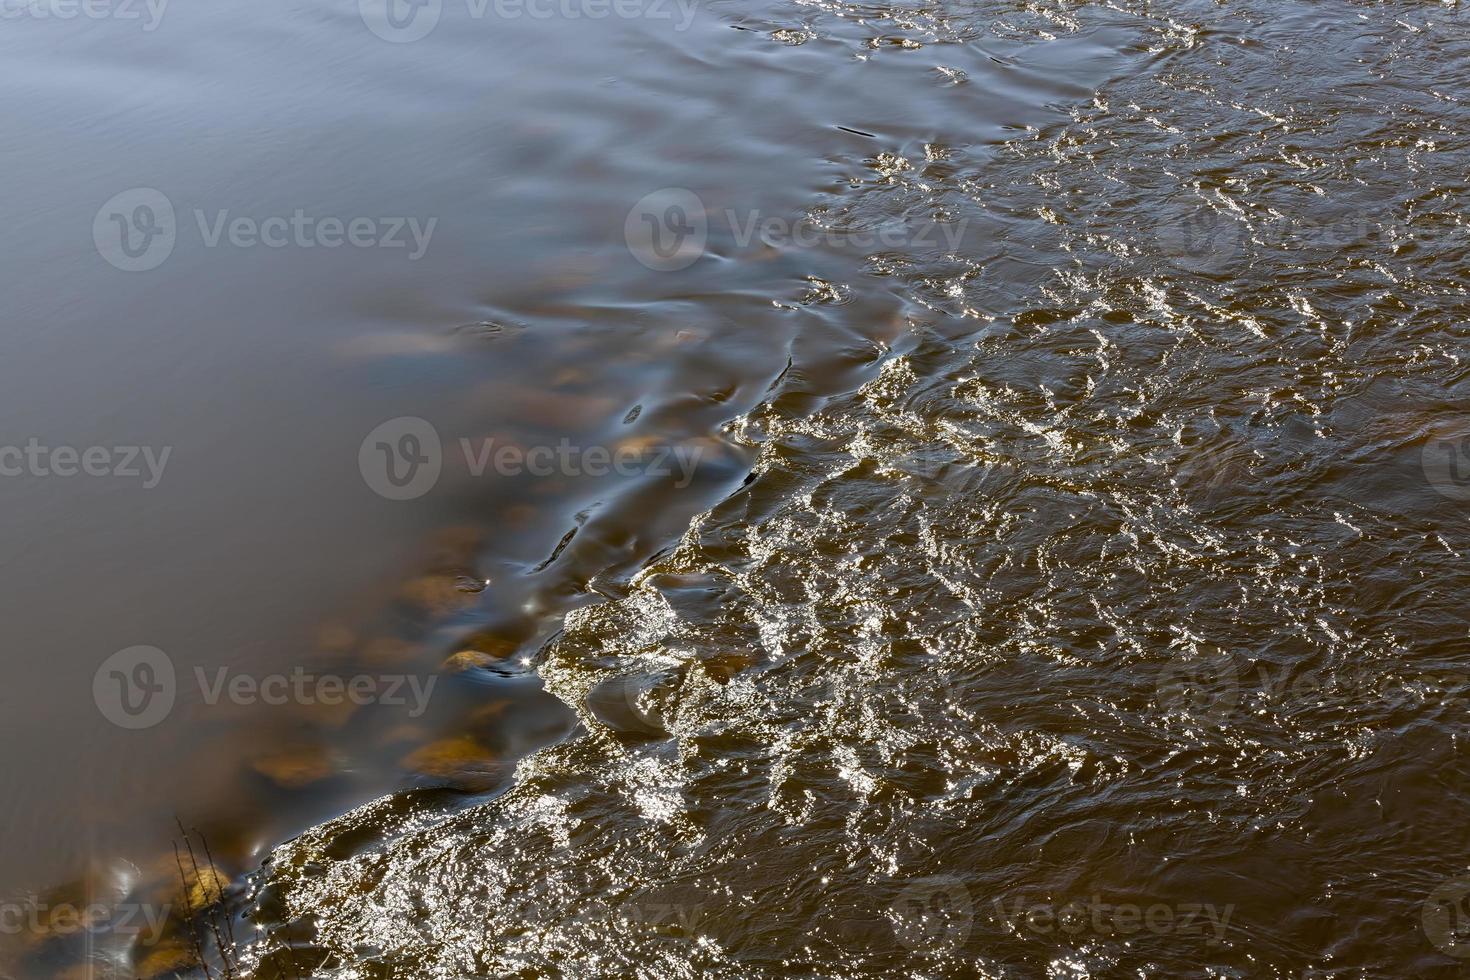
left=7, top=0, right=1470, bottom=976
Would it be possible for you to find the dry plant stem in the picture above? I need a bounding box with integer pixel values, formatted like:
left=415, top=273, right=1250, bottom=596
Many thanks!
left=173, top=838, right=214, bottom=980
left=197, top=829, right=241, bottom=973
left=175, top=818, right=245, bottom=979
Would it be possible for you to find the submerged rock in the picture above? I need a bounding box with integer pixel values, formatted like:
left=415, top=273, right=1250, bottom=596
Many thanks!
left=171, top=862, right=230, bottom=915
left=360, top=635, right=416, bottom=666
left=441, top=649, right=501, bottom=673
left=469, top=698, right=511, bottom=725
left=613, top=433, right=669, bottom=458
left=397, top=574, right=486, bottom=617
left=697, top=650, right=760, bottom=684
left=249, top=743, right=336, bottom=789
left=132, top=938, right=199, bottom=979
left=425, top=523, right=487, bottom=568
left=401, top=736, right=505, bottom=792
left=55, top=964, right=126, bottom=980
left=314, top=622, right=357, bottom=656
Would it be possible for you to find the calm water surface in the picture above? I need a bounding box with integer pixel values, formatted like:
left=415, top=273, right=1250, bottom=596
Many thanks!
left=3, top=0, right=1470, bottom=976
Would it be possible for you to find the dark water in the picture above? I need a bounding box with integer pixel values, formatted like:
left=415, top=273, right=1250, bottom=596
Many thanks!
left=5, top=0, right=1470, bottom=976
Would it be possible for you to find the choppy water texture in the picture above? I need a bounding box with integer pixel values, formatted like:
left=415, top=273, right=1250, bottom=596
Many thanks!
left=14, top=0, right=1470, bottom=975
left=227, top=1, right=1470, bottom=976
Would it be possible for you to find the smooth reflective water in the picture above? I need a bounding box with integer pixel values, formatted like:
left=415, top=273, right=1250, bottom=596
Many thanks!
left=5, top=0, right=1470, bottom=976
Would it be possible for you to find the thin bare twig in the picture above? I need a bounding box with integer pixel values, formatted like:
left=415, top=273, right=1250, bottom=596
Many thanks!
left=172, top=838, right=214, bottom=980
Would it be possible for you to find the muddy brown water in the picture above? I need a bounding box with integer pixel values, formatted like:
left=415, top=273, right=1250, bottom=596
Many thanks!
left=3, top=0, right=1470, bottom=976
